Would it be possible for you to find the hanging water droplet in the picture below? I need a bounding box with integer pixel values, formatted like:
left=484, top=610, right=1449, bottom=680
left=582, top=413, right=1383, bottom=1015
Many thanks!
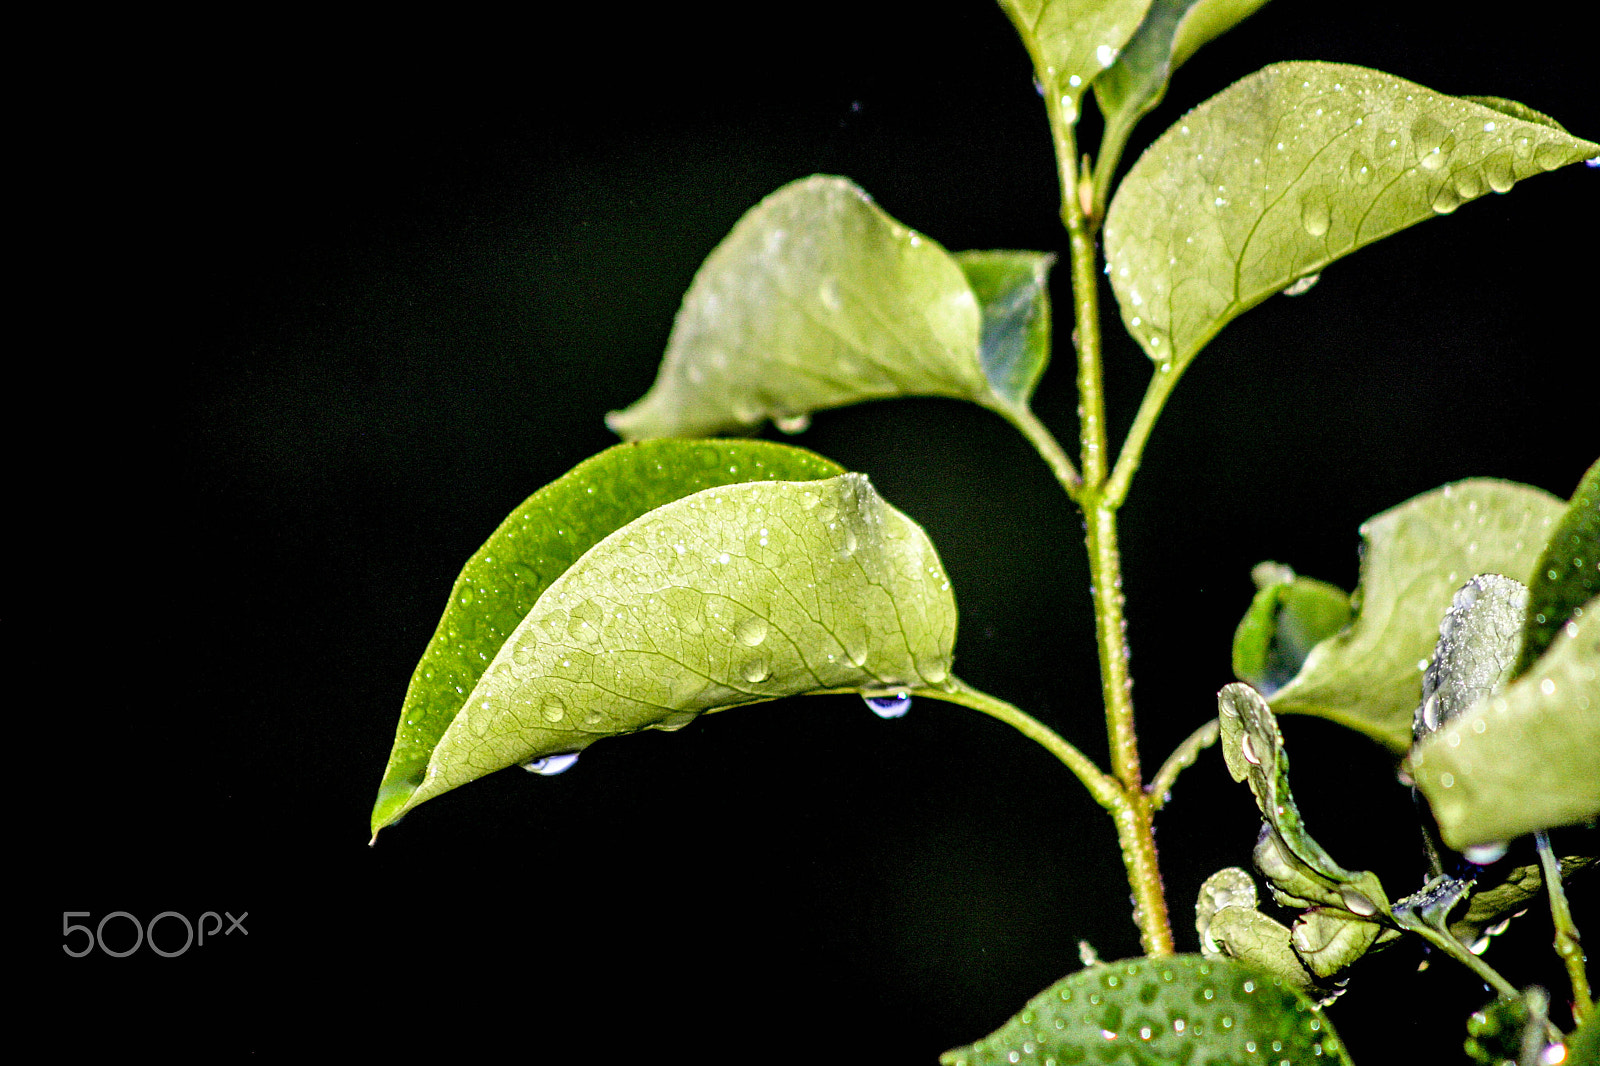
left=1463, top=841, right=1508, bottom=865
left=774, top=412, right=811, bottom=434
left=1534, top=142, right=1569, bottom=171
left=740, top=657, right=770, bottom=683
left=1454, top=168, right=1485, bottom=199
left=654, top=711, right=698, bottom=732
left=735, top=617, right=769, bottom=647
left=523, top=752, right=579, bottom=775
left=1340, top=888, right=1377, bottom=916
left=1282, top=273, right=1321, bottom=297
left=917, top=657, right=950, bottom=685
left=1430, top=184, right=1463, bottom=215
left=864, top=691, right=911, bottom=718
left=1300, top=197, right=1330, bottom=237
left=1410, top=116, right=1455, bottom=171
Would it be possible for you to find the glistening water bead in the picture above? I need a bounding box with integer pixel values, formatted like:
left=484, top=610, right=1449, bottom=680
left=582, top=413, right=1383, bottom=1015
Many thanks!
left=522, top=752, right=580, bottom=775
left=864, top=692, right=911, bottom=718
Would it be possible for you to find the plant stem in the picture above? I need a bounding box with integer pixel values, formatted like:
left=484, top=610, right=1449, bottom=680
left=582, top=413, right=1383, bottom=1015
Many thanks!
left=1055, top=119, right=1175, bottom=959
left=1148, top=718, right=1220, bottom=812
left=1000, top=405, right=1083, bottom=501
left=919, top=679, right=1122, bottom=810
left=1537, top=830, right=1593, bottom=1024
left=1104, top=355, right=1185, bottom=510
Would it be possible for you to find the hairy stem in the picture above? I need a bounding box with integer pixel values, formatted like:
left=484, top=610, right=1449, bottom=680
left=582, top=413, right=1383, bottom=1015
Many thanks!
left=920, top=679, right=1121, bottom=810
left=1057, top=119, right=1174, bottom=958
left=1148, top=718, right=1220, bottom=812
left=1000, top=404, right=1083, bottom=501
left=1538, top=830, right=1593, bottom=1024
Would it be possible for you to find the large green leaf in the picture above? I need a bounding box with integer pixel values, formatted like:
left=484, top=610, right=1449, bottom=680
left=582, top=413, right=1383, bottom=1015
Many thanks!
left=940, top=955, right=1353, bottom=1065
left=1516, top=458, right=1600, bottom=677
left=1413, top=573, right=1529, bottom=742
left=1267, top=479, right=1564, bottom=751
left=1412, top=595, right=1600, bottom=850
left=605, top=176, right=1056, bottom=440
left=1103, top=62, right=1600, bottom=369
left=371, top=440, right=845, bottom=837
left=996, top=0, right=1153, bottom=126
left=386, top=473, right=959, bottom=828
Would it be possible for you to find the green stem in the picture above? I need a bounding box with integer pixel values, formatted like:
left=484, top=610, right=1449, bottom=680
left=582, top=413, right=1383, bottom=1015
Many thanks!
left=1059, top=118, right=1174, bottom=958
left=919, top=679, right=1121, bottom=810
left=1148, top=718, right=1220, bottom=812
left=1104, top=355, right=1185, bottom=510
left=1538, top=830, right=1593, bottom=1024
left=999, top=405, right=1082, bottom=501
left=1408, top=923, right=1521, bottom=1002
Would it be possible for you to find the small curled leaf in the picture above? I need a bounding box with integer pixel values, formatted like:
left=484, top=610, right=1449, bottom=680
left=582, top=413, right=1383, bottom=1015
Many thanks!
left=1232, top=562, right=1351, bottom=696
left=1515, top=457, right=1600, bottom=677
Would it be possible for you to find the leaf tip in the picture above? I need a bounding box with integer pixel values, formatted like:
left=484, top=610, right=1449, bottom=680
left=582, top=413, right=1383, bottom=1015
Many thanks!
left=369, top=775, right=419, bottom=839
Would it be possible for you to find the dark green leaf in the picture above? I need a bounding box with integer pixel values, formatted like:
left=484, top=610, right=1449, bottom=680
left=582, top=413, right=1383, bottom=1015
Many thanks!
left=996, top=0, right=1154, bottom=126
left=1412, top=595, right=1600, bottom=850
left=1232, top=562, right=1352, bottom=696
left=371, top=440, right=845, bottom=837
left=1219, top=683, right=1391, bottom=920
left=1464, top=988, right=1551, bottom=1066
left=955, top=250, right=1058, bottom=411
left=1414, top=573, right=1529, bottom=743
left=1267, top=479, right=1564, bottom=751
left=606, top=177, right=1055, bottom=440
left=1104, top=62, right=1600, bottom=370
left=940, top=955, right=1353, bottom=1065
left=387, top=473, right=959, bottom=828
left=1449, top=853, right=1595, bottom=951
left=1517, top=458, right=1600, bottom=677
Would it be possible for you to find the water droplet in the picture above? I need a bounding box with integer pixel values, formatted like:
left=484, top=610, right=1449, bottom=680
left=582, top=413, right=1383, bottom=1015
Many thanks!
left=917, top=657, right=950, bottom=685
left=654, top=711, right=697, bottom=732
left=864, top=691, right=911, bottom=718
left=1484, top=151, right=1516, bottom=193
left=1430, top=184, right=1463, bottom=215
left=1348, top=150, right=1373, bottom=185
left=541, top=697, right=567, bottom=724
left=523, top=752, right=579, bottom=775
left=735, top=617, right=769, bottom=647
left=1454, top=168, right=1485, bottom=199
left=1282, top=273, right=1320, bottom=297
left=1095, top=44, right=1118, bottom=67
left=1534, top=142, right=1569, bottom=171
left=740, top=657, right=770, bottom=683
left=1410, top=116, right=1455, bottom=170
left=1241, top=734, right=1262, bottom=766
left=818, top=277, right=841, bottom=310
left=1464, top=842, right=1508, bottom=865
left=774, top=413, right=811, bottom=434
left=1059, top=94, right=1078, bottom=124
left=1300, top=198, right=1330, bottom=237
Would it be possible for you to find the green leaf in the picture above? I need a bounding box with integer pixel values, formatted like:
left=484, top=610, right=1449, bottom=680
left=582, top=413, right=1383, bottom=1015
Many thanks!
left=1516, top=458, right=1600, bottom=677
left=1414, top=573, right=1529, bottom=743
left=1232, top=562, right=1352, bottom=696
left=605, top=177, right=1057, bottom=440
left=1219, top=683, right=1391, bottom=920
left=1103, top=61, right=1600, bottom=370
left=1266, top=479, right=1565, bottom=751
left=940, top=955, right=1353, bottom=1066
left=370, top=439, right=845, bottom=837
left=387, top=472, right=959, bottom=828
left=1448, top=854, right=1595, bottom=952
left=1196, top=867, right=1316, bottom=988
left=1412, top=595, right=1600, bottom=850
left=1093, top=0, right=1271, bottom=177
left=955, top=250, right=1058, bottom=411
left=996, top=0, right=1154, bottom=126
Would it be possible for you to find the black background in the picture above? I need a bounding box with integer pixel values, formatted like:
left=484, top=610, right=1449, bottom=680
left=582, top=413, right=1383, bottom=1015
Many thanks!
left=47, top=1, right=1596, bottom=1060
